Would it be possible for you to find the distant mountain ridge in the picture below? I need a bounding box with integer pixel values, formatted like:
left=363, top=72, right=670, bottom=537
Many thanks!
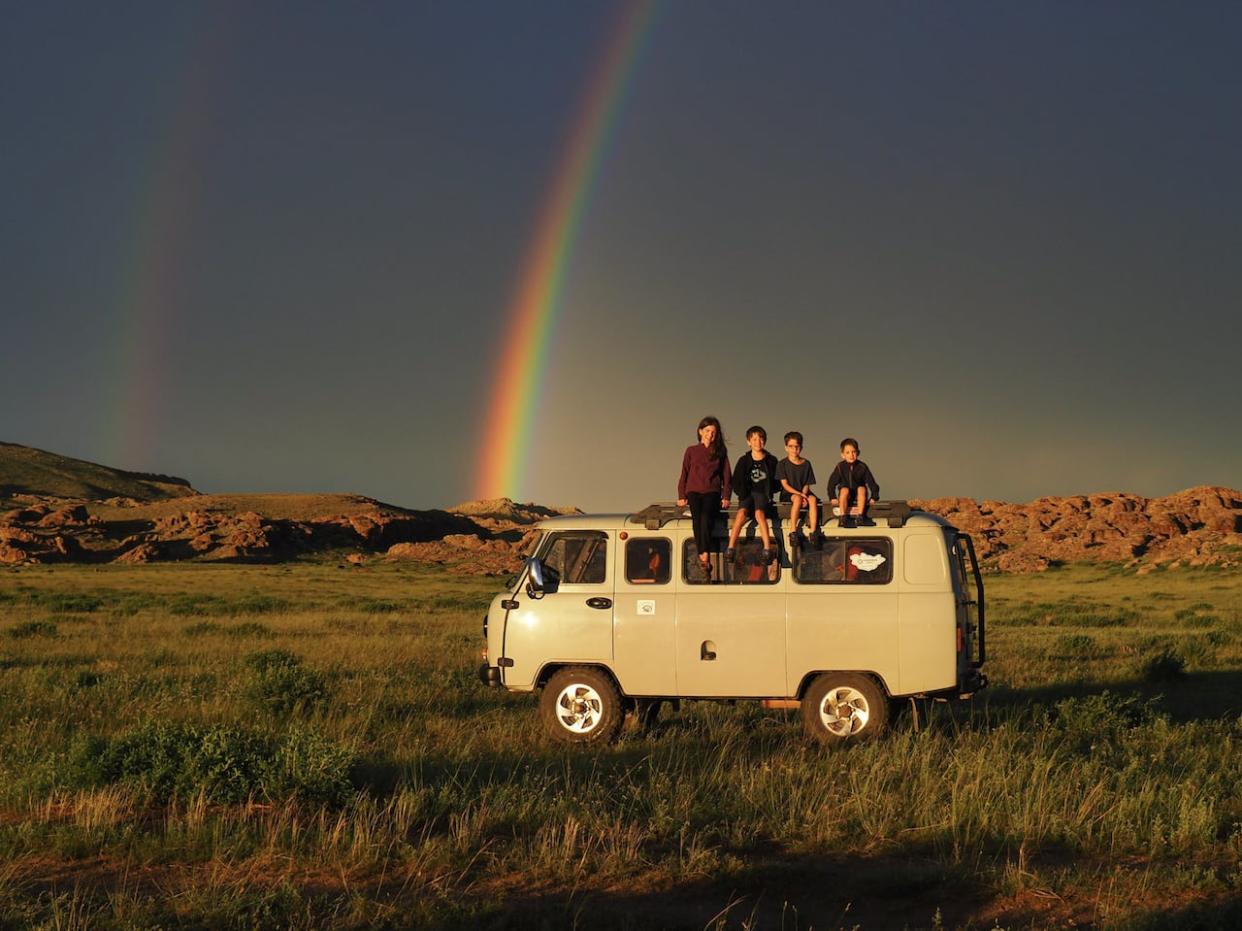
left=0, top=442, right=196, bottom=503
left=0, top=442, right=1237, bottom=573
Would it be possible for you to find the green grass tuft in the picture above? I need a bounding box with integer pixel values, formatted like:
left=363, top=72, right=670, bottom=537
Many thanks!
left=7, top=620, right=58, bottom=639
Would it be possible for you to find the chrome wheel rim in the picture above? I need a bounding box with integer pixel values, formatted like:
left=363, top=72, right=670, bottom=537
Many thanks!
left=818, top=686, right=870, bottom=736
left=554, top=683, right=604, bottom=734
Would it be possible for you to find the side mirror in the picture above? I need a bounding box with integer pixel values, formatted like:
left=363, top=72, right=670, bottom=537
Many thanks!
left=526, top=557, right=546, bottom=592
left=525, top=557, right=558, bottom=597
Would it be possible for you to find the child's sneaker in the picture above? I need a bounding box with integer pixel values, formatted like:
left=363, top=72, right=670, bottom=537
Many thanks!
left=762, top=547, right=775, bottom=565
left=812, top=528, right=824, bottom=546
left=788, top=531, right=799, bottom=549
left=725, top=546, right=736, bottom=561
left=839, top=516, right=856, bottom=529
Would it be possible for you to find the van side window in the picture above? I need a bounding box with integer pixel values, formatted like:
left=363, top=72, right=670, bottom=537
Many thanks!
left=626, top=538, right=671, bottom=584
left=794, top=538, right=893, bottom=585
left=683, top=540, right=780, bottom=585
left=542, top=532, right=608, bottom=584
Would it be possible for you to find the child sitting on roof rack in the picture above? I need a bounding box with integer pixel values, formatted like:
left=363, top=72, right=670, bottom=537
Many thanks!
left=726, top=425, right=778, bottom=564
left=826, top=437, right=880, bottom=528
left=777, top=430, right=819, bottom=549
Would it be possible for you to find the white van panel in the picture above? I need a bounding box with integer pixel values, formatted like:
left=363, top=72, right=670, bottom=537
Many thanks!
left=787, top=589, right=900, bottom=696
left=675, top=590, right=786, bottom=697
left=613, top=598, right=677, bottom=695
left=898, top=591, right=956, bottom=693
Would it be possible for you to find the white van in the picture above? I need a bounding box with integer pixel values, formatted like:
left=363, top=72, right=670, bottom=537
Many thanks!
left=478, top=501, right=986, bottom=744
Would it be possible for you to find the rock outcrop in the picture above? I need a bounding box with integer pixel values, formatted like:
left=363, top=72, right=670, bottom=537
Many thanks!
left=0, top=493, right=555, bottom=575
left=912, top=486, right=1242, bottom=571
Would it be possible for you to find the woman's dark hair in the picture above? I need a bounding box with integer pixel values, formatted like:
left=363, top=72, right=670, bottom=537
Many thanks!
left=697, top=416, right=726, bottom=460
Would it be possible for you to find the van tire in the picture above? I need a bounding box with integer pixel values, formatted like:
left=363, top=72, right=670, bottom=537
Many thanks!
left=540, top=667, right=623, bottom=744
left=801, top=673, right=888, bottom=744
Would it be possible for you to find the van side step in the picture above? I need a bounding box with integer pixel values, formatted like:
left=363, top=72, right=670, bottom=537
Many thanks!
left=631, top=500, right=916, bottom=530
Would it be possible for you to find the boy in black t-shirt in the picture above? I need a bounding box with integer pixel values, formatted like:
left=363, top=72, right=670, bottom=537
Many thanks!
left=726, top=425, right=779, bottom=564
left=826, top=437, right=880, bottom=528
left=777, top=431, right=819, bottom=548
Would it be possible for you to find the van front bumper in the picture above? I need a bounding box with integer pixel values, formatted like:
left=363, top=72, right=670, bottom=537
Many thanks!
left=478, top=664, right=502, bottom=687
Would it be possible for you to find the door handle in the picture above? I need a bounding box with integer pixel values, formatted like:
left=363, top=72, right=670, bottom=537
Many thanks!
left=586, top=597, right=612, bottom=609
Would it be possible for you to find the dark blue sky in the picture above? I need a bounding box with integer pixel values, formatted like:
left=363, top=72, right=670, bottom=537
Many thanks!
left=3, top=1, right=1239, bottom=510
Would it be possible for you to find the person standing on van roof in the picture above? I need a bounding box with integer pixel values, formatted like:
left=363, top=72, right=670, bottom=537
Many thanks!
left=777, top=431, right=820, bottom=548
left=677, top=416, right=731, bottom=575
left=826, top=437, right=880, bottom=528
left=726, top=425, right=779, bottom=564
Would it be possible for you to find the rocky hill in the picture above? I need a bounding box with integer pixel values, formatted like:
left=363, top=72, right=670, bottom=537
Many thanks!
left=0, top=442, right=196, bottom=503
left=0, top=492, right=579, bottom=573
left=913, top=485, right=1241, bottom=572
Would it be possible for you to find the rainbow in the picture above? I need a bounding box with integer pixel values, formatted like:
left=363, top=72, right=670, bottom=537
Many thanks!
left=475, top=0, right=657, bottom=500
left=106, top=12, right=222, bottom=470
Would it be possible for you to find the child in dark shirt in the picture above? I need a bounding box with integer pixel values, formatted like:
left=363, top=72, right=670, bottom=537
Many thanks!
left=726, top=425, right=779, bottom=563
left=777, top=431, right=819, bottom=548
left=826, top=437, right=880, bottom=528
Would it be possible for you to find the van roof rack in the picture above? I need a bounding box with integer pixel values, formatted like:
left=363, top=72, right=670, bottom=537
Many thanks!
left=630, top=500, right=917, bottom=530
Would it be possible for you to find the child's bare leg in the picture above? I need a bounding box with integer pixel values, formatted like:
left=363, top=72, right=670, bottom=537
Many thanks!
left=756, top=511, right=772, bottom=549
left=727, top=509, right=749, bottom=550
left=855, top=489, right=867, bottom=515
left=808, top=496, right=819, bottom=532
left=789, top=497, right=803, bottom=532
left=837, top=489, right=850, bottom=519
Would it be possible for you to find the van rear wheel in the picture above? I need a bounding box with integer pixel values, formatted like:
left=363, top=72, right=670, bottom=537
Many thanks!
left=540, top=667, right=623, bottom=744
left=802, top=673, right=888, bottom=744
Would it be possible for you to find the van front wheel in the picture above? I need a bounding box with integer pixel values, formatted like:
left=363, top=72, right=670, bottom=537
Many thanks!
left=802, top=673, right=888, bottom=744
left=540, top=667, right=623, bottom=744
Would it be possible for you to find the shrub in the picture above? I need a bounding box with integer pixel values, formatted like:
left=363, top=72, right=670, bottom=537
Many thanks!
left=1053, top=691, right=1161, bottom=751
left=997, top=600, right=1136, bottom=628
left=352, top=597, right=403, bottom=614
left=8, top=620, right=58, bottom=639
left=1054, top=633, right=1098, bottom=656
left=1138, top=649, right=1186, bottom=682
left=183, top=622, right=223, bottom=637
left=244, top=650, right=330, bottom=713
left=225, top=622, right=275, bottom=639
left=75, top=670, right=103, bottom=688
left=167, top=593, right=229, bottom=616
left=231, top=595, right=290, bottom=614
left=66, top=721, right=357, bottom=805
left=34, top=593, right=104, bottom=613
left=1181, top=614, right=1221, bottom=628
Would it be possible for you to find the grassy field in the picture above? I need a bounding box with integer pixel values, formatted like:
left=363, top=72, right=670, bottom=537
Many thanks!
left=0, top=560, right=1239, bottom=930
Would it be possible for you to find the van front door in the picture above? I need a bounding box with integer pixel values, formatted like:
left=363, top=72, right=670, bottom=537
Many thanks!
left=503, top=530, right=613, bottom=689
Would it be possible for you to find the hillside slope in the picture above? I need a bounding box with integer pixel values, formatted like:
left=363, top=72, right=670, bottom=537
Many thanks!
left=0, top=442, right=196, bottom=503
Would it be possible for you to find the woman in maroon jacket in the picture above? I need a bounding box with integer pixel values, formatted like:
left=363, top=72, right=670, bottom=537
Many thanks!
left=677, top=416, right=731, bottom=575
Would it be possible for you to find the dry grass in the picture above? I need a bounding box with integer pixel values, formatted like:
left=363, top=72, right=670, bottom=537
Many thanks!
left=0, top=559, right=1239, bottom=929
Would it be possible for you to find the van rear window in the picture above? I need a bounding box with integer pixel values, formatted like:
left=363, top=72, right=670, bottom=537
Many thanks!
left=793, top=538, right=893, bottom=585
left=683, top=540, right=779, bottom=585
